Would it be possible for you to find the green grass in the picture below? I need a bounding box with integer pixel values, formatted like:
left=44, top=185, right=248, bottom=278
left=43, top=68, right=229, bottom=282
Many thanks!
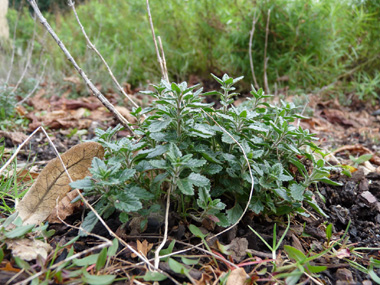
left=6, top=0, right=380, bottom=100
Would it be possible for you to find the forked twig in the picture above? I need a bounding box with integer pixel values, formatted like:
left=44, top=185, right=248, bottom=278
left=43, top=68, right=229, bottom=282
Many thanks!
left=249, top=10, right=259, bottom=90
left=68, top=0, right=142, bottom=113
left=26, top=0, right=136, bottom=136
left=263, top=9, right=271, bottom=94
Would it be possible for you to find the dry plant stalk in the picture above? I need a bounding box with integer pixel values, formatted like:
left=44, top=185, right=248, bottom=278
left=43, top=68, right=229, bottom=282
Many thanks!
left=26, top=0, right=136, bottom=136
left=263, top=9, right=271, bottom=94
left=146, top=0, right=169, bottom=82
left=249, top=11, right=259, bottom=90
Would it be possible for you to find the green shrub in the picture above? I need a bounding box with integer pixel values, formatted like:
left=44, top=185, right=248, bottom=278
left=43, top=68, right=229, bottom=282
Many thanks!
left=71, top=74, right=340, bottom=232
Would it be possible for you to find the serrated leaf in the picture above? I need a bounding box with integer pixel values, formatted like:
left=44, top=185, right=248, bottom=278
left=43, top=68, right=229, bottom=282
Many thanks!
left=185, top=158, right=206, bottom=169
left=279, top=174, right=293, bottom=181
left=191, top=124, right=216, bottom=137
left=70, top=177, right=94, bottom=190
left=16, top=142, right=104, bottom=225
left=146, top=145, right=168, bottom=159
left=221, top=132, right=237, bottom=144
left=177, top=178, right=194, bottom=195
left=128, top=186, right=154, bottom=200
left=226, top=204, right=243, bottom=224
left=188, top=173, right=210, bottom=187
left=289, top=184, right=305, bottom=201
left=250, top=200, right=264, bottom=214
left=148, top=119, right=172, bottom=133
left=80, top=211, right=98, bottom=236
left=118, top=169, right=136, bottom=182
left=248, top=124, right=268, bottom=133
left=113, top=193, right=142, bottom=212
left=204, top=164, right=223, bottom=175
left=149, top=159, right=168, bottom=169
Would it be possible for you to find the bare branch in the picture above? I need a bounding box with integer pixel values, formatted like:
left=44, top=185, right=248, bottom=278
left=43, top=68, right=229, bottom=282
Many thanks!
left=263, top=9, right=271, bottom=94
left=26, top=0, right=136, bottom=136
left=248, top=10, right=259, bottom=90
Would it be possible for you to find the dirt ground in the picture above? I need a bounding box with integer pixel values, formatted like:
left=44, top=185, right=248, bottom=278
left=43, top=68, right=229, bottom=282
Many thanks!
left=1, top=87, right=380, bottom=284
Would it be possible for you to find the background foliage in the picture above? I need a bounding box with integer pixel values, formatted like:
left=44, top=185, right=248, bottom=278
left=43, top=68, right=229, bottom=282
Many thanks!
left=5, top=0, right=380, bottom=99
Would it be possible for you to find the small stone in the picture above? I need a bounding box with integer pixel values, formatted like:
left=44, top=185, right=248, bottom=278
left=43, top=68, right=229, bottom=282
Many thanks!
left=336, top=268, right=354, bottom=283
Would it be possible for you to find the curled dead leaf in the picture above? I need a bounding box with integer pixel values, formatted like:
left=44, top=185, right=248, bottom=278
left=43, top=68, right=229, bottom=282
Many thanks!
left=16, top=142, right=104, bottom=225
left=6, top=238, right=52, bottom=261
left=226, top=268, right=247, bottom=285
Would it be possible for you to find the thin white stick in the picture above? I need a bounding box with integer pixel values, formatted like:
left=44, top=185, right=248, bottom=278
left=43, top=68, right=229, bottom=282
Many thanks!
left=158, top=36, right=169, bottom=82
left=26, top=0, right=136, bottom=135
left=248, top=11, right=259, bottom=90
left=263, top=9, right=271, bottom=94
left=68, top=0, right=142, bottom=113
left=146, top=0, right=165, bottom=80
left=154, top=182, right=172, bottom=269
left=0, top=127, right=42, bottom=175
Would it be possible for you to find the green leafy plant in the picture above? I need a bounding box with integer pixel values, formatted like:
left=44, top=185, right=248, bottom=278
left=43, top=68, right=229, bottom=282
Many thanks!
left=349, top=153, right=373, bottom=168
left=71, top=74, right=339, bottom=233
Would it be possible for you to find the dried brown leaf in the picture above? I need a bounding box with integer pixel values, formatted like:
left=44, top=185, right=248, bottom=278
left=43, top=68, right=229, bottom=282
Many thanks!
left=6, top=238, right=52, bottom=261
left=226, top=268, right=247, bottom=285
left=47, top=190, right=82, bottom=224
left=131, top=240, right=153, bottom=258
left=16, top=142, right=104, bottom=225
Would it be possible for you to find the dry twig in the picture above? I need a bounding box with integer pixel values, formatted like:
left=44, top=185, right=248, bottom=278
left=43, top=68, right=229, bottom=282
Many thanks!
left=26, top=0, right=136, bottom=135
left=146, top=0, right=168, bottom=82
left=263, top=9, right=271, bottom=94
left=249, top=10, right=259, bottom=90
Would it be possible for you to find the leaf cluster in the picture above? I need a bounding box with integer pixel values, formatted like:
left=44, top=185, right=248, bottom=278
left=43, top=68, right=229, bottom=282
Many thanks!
left=72, top=74, right=340, bottom=232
